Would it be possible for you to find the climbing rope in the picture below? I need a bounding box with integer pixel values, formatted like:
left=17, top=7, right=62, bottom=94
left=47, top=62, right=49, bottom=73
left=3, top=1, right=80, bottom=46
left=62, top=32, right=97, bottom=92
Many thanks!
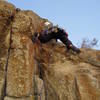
left=33, top=58, right=38, bottom=100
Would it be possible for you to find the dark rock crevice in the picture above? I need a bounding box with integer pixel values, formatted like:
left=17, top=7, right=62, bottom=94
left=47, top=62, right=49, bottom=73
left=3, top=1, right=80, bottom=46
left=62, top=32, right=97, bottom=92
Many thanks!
left=33, top=59, right=46, bottom=100
left=36, top=60, right=60, bottom=100
left=2, top=9, right=19, bottom=100
left=2, top=18, right=14, bottom=100
left=38, top=63, right=48, bottom=100
left=33, top=59, right=39, bottom=100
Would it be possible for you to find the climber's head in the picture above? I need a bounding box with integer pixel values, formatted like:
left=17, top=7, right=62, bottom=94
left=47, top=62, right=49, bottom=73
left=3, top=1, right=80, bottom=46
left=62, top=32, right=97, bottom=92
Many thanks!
left=44, top=21, right=53, bottom=29
left=44, top=22, right=51, bottom=26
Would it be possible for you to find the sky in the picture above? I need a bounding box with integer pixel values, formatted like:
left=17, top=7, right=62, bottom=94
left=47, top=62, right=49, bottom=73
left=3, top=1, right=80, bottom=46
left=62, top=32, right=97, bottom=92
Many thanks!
left=7, top=0, right=100, bottom=49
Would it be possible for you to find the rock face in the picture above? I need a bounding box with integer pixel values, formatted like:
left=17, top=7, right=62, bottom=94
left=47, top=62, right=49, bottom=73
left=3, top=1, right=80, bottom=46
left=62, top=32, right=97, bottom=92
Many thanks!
left=0, top=1, right=15, bottom=100
left=38, top=43, right=100, bottom=100
left=0, top=1, right=100, bottom=100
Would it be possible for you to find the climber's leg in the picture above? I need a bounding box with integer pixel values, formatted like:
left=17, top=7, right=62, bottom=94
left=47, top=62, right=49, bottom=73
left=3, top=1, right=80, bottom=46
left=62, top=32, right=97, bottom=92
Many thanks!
left=59, top=34, right=81, bottom=53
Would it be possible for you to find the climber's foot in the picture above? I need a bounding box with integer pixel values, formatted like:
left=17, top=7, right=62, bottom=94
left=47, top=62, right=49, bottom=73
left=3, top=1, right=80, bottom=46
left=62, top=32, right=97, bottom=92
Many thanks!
left=67, top=45, right=81, bottom=54
left=16, top=8, right=21, bottom=12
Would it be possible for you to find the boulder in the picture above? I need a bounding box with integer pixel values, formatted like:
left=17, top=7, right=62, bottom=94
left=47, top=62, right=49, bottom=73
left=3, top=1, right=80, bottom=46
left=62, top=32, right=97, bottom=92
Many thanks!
left=37, top=43, right=100, bottom=100
left=0, top=1, right=100, bottom=100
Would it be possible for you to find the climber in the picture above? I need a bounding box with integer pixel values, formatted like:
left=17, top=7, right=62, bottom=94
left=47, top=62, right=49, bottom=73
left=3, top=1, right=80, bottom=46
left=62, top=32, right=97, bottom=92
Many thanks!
left=32, top=22, right=81, bottom=54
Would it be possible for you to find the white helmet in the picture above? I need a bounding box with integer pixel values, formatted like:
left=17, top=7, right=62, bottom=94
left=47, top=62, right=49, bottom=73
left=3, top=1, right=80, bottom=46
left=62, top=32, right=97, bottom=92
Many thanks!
left=44, top=21, right=53, bottom=29
left=44, top=22, right=51, bottom=26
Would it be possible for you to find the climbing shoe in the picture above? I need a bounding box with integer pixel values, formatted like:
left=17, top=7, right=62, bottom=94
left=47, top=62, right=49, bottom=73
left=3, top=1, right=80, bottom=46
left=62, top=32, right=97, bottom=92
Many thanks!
left=68, top=44, right=81, bottom=54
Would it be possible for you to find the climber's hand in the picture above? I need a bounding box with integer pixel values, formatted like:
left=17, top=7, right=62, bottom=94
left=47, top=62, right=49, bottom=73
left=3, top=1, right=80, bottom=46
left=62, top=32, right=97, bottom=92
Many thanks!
left=31, top=32, right=39, bottom=43
left=34, top=32, right=39, bottom=37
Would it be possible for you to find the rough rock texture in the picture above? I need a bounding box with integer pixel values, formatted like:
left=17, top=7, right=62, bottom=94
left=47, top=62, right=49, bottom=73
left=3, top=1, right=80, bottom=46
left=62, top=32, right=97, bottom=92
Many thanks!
left=37, top=43, right=100, bottom=100
left=0, top=1, right=15, bottom=100
left=0, top=1, right=45, bottom=100
left=7, top=34, right=34, bottom=97
left=0, top=1, right=100, bottom=100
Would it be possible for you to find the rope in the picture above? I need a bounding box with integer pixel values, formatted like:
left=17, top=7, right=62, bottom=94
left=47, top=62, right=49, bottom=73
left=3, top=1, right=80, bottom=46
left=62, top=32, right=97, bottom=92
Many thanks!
left=33, top=58, right=38, bottom=100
